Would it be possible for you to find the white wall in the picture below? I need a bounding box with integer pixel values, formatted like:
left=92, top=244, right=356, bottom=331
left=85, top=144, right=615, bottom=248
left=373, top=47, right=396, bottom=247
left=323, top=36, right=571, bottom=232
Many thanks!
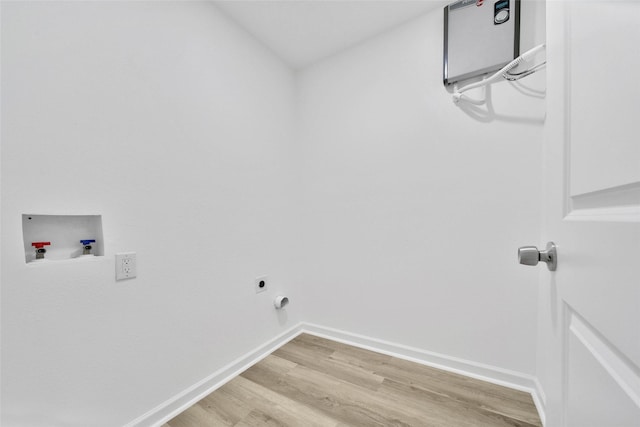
left=296, top=2, right=545, bottom=375
left=1, top=2, right=300, bottom=426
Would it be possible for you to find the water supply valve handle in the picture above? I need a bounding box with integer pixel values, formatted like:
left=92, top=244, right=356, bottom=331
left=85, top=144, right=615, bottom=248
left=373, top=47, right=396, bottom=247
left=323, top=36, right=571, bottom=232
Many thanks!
left=81, top=239, right=96, bottom=255
left=32, top=241, right=51, bottom=259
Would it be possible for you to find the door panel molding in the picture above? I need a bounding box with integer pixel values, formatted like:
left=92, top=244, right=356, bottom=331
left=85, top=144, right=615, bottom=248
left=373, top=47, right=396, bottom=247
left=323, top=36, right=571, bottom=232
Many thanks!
left=563, top=1, right=640, bottom=222
left=567, top=180, right=640, bottom=222
left=568, top=308, right=640, bottom=408
left=568, top=177, right=640, bottom=223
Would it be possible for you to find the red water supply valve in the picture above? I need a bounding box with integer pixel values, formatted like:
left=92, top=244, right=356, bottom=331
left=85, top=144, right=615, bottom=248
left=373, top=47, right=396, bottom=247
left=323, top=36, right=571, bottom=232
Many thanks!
left=31, top=241, right=51, bottom=260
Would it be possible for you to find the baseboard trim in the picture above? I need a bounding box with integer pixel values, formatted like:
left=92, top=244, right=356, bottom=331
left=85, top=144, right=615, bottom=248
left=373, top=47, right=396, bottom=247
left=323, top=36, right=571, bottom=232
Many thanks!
left=302, top=323, right=545, bottom=421
left=124, top=323, right=304, bottom=427
left=532, top=377, right=547, bottom=426
left=128, top=322, right=546, bottom=426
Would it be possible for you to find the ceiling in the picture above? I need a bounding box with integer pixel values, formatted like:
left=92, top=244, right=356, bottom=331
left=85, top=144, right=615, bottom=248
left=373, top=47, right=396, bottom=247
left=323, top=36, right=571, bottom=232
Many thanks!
left=213, top=0, right=446, bottom=69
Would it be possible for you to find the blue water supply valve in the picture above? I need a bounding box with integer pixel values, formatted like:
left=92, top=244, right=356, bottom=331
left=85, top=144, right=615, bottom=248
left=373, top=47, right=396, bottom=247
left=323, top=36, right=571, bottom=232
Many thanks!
left=81, top=239, right=96, bottom=255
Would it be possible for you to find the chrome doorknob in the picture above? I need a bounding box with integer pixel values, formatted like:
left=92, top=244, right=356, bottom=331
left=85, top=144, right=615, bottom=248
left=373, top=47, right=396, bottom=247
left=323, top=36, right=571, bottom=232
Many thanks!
left=518, top=242, right=557, bottom=271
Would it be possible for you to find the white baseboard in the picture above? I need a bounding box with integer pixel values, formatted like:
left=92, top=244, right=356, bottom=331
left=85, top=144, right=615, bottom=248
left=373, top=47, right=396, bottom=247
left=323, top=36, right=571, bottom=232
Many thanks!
left=532, top=377, right=547, bottom=426
left=127, top=322, right=546, bottom=426
left=124, top=323, right=304, bottom=427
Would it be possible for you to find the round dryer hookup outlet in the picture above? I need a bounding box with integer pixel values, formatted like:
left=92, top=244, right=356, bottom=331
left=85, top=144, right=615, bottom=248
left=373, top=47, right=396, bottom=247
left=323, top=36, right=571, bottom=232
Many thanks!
left=255, top=276, right=268, bottom=293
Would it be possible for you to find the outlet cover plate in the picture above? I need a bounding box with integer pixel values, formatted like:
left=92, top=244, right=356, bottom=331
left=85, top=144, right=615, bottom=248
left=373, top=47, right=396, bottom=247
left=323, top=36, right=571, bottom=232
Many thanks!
left=255, top=275, right=268, bottom=293
left=116, top=252, right=137, bottom=280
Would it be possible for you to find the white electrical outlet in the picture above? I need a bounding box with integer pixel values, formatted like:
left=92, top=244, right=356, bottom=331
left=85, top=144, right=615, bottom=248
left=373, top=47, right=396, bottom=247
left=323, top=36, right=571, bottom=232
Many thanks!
left=255, top=276, right=268, bottom=293
left=116, top=252, right=137, bottom=280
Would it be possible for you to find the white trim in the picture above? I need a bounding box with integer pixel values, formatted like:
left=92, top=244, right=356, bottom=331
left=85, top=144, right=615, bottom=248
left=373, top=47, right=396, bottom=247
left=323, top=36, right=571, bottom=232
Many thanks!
left=533, top=377, right=547, bottom=426
left=128, top=322, right=546, bottom=426
left=124, top=323, right=304, bottom=427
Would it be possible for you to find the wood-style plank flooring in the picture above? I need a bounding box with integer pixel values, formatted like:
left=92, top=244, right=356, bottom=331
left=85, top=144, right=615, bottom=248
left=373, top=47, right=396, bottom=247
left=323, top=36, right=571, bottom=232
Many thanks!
left=165, top=334, right=542, bottom=426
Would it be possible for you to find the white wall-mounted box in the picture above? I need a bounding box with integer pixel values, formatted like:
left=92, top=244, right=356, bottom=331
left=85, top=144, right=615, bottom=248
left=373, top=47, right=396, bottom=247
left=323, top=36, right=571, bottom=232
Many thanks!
left=443, top=0, right=520, bottom=85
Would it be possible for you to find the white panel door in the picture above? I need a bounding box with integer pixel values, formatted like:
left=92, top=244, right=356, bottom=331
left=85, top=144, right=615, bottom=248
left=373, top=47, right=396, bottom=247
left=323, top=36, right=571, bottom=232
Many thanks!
left=540, top=1, right=640, bottom=426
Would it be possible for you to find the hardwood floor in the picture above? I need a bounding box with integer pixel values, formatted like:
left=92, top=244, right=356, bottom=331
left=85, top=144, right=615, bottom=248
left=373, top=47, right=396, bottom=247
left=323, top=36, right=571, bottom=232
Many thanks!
left=165, top=334, right=542, bottom=426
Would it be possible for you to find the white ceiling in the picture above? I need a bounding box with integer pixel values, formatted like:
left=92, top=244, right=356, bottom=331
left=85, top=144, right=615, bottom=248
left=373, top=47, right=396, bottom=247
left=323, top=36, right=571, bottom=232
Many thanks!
left=213, top=0, right=446, bottom=69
